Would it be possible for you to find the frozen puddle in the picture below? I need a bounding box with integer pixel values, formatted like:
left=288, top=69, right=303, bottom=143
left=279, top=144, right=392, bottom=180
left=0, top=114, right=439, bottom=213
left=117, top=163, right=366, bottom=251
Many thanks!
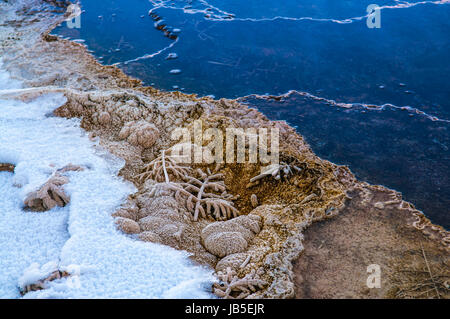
left=0, top=67, right=213, bottom=298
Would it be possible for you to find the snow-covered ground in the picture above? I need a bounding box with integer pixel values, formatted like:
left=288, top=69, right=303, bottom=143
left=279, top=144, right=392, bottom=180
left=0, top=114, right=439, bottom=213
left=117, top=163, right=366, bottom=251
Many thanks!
left=0, top=64, right=214, bottom=298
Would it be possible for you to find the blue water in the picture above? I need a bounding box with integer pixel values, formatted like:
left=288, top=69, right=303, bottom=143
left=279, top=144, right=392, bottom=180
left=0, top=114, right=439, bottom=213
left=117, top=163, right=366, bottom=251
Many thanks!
left=53, top=0, right=450, bottom=228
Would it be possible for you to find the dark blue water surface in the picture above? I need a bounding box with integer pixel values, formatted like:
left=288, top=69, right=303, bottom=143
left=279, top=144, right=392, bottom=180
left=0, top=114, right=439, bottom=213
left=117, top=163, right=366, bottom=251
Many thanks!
left=53, top=0, right=450, bottom=228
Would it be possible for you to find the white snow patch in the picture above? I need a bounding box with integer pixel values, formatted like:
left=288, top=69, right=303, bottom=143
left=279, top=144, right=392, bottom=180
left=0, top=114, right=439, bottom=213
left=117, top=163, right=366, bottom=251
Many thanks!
left=18, top=261, right=59, bottom=290
left=0, top=65, right=214, bottom=298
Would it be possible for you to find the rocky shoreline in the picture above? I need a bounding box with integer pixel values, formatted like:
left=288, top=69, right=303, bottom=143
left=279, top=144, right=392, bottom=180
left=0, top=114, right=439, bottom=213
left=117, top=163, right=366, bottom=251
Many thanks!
left=0, top=1, right=448, bottom=298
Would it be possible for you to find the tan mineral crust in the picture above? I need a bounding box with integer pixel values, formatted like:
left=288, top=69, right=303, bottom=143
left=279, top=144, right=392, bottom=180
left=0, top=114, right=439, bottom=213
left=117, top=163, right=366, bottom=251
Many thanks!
left=1, top=2, right=448, bottom=299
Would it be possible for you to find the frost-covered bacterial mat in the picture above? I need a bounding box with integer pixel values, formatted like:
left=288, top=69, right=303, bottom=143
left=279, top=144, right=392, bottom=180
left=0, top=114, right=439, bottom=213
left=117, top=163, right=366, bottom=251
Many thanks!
left=0, top=68, right=213, bottom=298
left=53, top=0, right=450, bottom=228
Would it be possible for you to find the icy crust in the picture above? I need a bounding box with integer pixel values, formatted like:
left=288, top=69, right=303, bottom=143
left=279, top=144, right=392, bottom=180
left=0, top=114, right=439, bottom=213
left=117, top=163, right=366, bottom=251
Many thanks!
left=5, top=66, right=448, bottom=299
left=0, top=77, right=214, bottom=298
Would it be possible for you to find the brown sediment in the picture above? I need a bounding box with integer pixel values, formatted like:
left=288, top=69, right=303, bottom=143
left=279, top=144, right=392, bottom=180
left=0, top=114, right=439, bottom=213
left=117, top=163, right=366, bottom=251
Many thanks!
left=294, top=184, right=449, bottom=299
left=1, top=4, right=448, bottom=299
left=23, top=164, right=83, bottom=212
